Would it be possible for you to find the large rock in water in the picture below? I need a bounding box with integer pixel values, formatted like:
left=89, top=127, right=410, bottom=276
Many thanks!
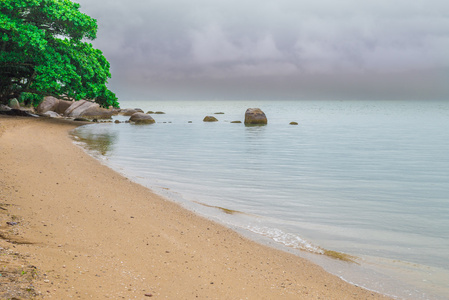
left=129, top=112, right=155, bottom=124
left=120, top=108, right=143, bottom=116
left=64, top=100, right=113, bottom=119
left=37, top=96, right=73, bottom=114
left=244, top=108, right=267, bottom=125
left=203, top=116, right=218, bottom=122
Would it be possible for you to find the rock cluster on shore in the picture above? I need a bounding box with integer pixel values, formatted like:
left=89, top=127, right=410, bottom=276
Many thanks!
left=2, top=98, right=282, bottom=127
left=37, top=96, right=115, bottom=119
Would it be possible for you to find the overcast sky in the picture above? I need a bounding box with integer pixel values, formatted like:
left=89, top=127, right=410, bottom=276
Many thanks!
left=76, top=0, right=449, bottom=101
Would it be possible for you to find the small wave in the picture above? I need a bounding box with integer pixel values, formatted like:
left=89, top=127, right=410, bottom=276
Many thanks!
left=246, top=226, right=323, bottom=254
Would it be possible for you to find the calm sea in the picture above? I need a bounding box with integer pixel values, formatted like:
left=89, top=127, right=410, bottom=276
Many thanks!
left=72, top=100, right=449, bottom=299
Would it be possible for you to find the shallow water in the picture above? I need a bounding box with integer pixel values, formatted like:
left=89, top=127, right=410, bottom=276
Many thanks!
left=73, top=100, right=449, bottom=299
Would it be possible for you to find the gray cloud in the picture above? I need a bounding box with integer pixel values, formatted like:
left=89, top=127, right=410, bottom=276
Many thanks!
left=76, top=0, right=449, bottom=100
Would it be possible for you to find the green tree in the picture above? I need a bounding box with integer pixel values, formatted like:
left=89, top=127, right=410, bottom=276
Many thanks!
left=0, top=0, right=119, bottom=107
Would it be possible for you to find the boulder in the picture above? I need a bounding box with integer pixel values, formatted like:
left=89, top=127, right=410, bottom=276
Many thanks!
left=110, top=108, right=120, bottom=115
left=64, top=100, right=113, bottom=119
left=244, top=108, right=267, bottom=125
left=37, top=96, right=59, bottom=114
left=120, top=108, right=142, bottom=116
left=129, top=112, right=155, bottom=124
left=56, top=99, right=73, bottom=114
left=203, top=116, right=218, bottom=122
left=42, top=111, right=62, bottom=118
left=8, top=98, right=20, bottom=109
left=37, top=96, right=73, bottom=114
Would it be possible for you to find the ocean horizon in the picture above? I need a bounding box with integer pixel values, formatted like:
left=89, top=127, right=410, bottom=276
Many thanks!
left=72, top=99, right=449, bottom=299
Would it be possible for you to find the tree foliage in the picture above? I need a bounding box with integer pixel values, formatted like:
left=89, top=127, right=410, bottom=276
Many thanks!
left=0, top=0, right=118, bottom=107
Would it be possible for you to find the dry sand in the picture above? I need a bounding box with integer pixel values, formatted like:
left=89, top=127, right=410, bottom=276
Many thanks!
left=0, top=115, right=391, bottom=299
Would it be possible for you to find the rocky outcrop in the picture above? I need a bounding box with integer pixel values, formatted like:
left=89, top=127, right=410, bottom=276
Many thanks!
left=56, top=99, right=73, bottom=114
left=203, top=116, right=218, bottom=122
left=37, top=96, right=58, bottom=113
left=129, top=112, right=155, bottom=124
left=37, top=96, right=73, bottom=114
left=64, top=100, right=113, bottom=119
left=244, top=108, right=267, bottom=125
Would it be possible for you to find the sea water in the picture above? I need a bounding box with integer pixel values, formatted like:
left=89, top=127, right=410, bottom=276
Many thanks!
left=72, top=100, right=449, bottom=299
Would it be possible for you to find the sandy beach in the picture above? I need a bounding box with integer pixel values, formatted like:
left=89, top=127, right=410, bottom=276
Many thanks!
left=0, top=115, right=391, bottom=299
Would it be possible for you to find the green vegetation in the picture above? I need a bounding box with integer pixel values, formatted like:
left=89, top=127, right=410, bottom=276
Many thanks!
left=0, top=0, right=118, bottom=107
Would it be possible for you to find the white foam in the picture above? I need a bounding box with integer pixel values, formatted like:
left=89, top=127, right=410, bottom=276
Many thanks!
left=246, top=225, right=323, bottom=254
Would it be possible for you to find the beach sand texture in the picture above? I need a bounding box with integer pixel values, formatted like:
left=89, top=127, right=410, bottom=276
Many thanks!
left=0, top=116, right=390, bottom=299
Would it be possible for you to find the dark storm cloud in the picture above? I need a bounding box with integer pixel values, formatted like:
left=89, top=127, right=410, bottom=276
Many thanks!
left=76, top=0, right=449, bottom=100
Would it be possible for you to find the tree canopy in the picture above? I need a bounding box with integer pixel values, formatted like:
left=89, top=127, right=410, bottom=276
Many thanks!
left=0, top=0, right=118, bottom=107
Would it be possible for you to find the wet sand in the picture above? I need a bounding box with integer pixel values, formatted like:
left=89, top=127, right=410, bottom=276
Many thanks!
left=0, top=115, right=391, bottom=299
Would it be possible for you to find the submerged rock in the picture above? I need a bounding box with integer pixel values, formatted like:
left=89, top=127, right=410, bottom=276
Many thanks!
left=230, top=120, right=242, bottom=123
left=203, top=116, right=218, bottom=122
left=129, top=112, right=155, bottom=124
left=289, top=122, right=298, bottom=125
left=244, top=108, right=267, bottom=125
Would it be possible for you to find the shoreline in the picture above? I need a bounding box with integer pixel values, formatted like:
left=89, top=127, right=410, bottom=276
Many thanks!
left=0, top=115, right=391, bottom=299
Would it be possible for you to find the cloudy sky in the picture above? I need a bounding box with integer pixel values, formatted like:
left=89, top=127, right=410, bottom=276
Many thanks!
left=76, top=0, right=449, bottom=101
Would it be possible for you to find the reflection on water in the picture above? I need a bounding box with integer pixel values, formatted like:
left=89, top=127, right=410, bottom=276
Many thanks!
left=72, top=126, right=118, bottom=156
